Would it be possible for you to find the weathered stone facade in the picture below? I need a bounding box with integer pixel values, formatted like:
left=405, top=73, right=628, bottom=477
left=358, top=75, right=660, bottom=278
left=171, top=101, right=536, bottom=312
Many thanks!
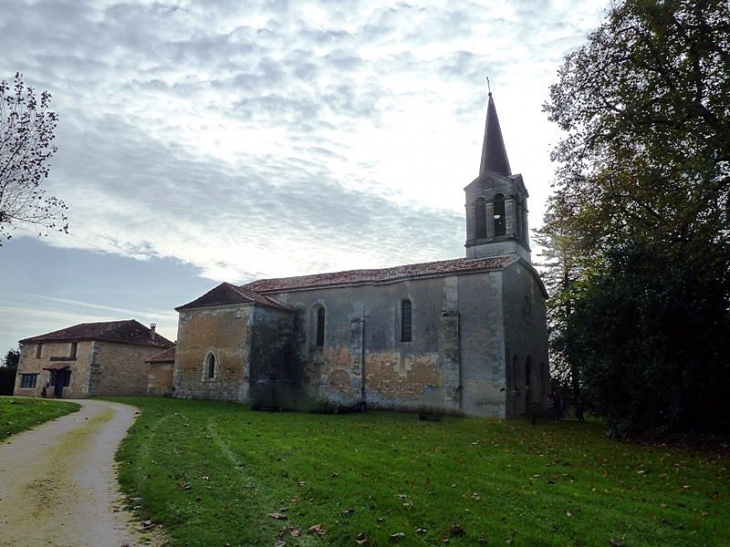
left=172, top=91, right=550, bottom=418
left=14, top=320, right=173, bottom=399
left=174, top=285, right=294, bottom=402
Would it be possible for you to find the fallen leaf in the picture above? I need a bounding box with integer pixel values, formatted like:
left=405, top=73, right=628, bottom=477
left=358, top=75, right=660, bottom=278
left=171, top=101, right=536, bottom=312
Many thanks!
left=267, top=512, right=288, bottom=520
left=309, top=524, right=326, bottom=536
left=355, top=532, right=370, bottom=545
left=448, top=524, right=465, bottom=537
left=390, top=532, right=406, bottom=541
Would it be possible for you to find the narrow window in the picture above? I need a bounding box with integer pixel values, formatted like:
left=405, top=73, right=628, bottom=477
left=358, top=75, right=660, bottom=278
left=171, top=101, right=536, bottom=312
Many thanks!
left=205, top=353, right=216, bottom=380
left=494, top=193, right=506, bottom=236
left=63, top=370, right=72, bottom=387
left=20, top=374, right=38, bottom=389
left=35, top=344, right=42, bottom=358
left=474, top=197, right=487, bottom=239
left=401, top=299, right=412, bottom=342
left=69, top=342, right=77, bottom=360
left=316, top=306, right=326, bottom=347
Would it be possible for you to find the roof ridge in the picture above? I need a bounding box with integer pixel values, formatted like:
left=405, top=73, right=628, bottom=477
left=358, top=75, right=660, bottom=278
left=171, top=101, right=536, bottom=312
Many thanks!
left=240, top=255, right=516, bottom=293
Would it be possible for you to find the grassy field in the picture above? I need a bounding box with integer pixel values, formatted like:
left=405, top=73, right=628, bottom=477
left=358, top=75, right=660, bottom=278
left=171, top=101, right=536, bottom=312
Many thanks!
left=110, top=397, right=729, bottom=547
left=0, top=396, right=80, bottom=441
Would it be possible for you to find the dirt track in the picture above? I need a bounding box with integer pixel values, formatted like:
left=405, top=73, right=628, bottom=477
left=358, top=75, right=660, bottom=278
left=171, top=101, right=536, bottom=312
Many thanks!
left=0, top=399, right=164, bottom=547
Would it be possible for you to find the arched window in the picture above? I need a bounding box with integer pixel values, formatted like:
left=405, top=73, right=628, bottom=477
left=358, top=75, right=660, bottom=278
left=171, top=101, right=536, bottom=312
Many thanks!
left=205, top=352, right=216, bottom=380
left=316, top=306, right=326, bottom=347
left=474, top=197, right=487, bottom=239
left=494, top=193, right=506, bottom=236
left=401, top=299, right=412, bottom=342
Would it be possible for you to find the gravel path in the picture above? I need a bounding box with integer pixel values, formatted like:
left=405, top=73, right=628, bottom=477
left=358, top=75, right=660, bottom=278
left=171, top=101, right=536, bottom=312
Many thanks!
left=0, top=399, right=164, bottom=547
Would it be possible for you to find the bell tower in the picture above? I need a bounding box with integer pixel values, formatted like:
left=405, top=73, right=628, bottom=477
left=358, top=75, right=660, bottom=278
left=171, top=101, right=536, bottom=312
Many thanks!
left=464, top=90, right=531, bottom=262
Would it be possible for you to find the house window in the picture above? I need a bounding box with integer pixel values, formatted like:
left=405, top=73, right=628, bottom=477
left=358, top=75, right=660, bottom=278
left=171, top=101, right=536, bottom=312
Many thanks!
left=315, top=306, right=326, bottom=347
left=401, top=299, right=413, bottom=342
left=69, top=342, right=77, bottom=360
left=494, top=193, right=506, bottom=236
left=474, top=197, right=487, bottom=239
left=205, top=352, right=216, bottom=380
left=20, top=374, right=38, bottom=389
left=35, top=344, right=42, bottom=358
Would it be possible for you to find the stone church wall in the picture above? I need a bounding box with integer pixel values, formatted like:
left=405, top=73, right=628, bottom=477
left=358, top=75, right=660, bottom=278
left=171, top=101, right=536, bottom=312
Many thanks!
left=457, top=271, right=508, bottom=417
left=502, top=261, right=550, bottom=416
left=174, top=303, right=254, bottom=401
left=269, top=276, right=462, bottom=413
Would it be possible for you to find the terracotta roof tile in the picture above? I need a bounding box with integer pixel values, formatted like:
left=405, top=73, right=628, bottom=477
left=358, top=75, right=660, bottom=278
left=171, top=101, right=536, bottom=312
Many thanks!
left=176, top=282, right=292, bottom=312
left=20, top=320, right=174, bottom=348
left=146, top=346, right=176, bottom=363
left=241, top=256, right=516, bottom=293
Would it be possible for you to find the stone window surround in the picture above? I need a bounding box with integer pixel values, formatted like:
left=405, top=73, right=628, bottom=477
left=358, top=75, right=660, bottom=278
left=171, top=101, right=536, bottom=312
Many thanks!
left=202, top=349, right=219, bottom=382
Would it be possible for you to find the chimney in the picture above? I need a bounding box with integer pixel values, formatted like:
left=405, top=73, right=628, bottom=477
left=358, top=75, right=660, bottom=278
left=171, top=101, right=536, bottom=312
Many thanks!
left=149, top=323, right=157, bottom=340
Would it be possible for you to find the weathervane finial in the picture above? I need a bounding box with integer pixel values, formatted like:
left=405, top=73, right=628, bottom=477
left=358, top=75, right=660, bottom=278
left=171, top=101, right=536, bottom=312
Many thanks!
left=486, top=75, right=492, bottom=96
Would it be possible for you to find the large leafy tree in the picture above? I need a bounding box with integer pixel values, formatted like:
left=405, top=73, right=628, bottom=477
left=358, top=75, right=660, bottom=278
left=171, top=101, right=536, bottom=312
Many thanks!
left=542, top=0, right=730, bottom=437
left=0, top=73, right=68, bottom=244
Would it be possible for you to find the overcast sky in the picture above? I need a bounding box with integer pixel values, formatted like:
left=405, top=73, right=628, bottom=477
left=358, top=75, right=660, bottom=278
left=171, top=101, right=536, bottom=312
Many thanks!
left=0, top=0, right=610, bottom=354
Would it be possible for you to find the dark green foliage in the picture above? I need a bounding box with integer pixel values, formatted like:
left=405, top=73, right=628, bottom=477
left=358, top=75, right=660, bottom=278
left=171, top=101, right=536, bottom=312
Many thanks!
left=567, top=244, right=730, bottom=437
left=540, top=0, right=730, bottom=437
left=0, top=349, right=20, bottom=395
left=2, top=348, right=19, bottom=369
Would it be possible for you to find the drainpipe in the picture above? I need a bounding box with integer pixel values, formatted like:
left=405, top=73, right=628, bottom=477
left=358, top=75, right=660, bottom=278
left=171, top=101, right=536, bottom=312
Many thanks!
left=360, top=311, right=366, bottom=406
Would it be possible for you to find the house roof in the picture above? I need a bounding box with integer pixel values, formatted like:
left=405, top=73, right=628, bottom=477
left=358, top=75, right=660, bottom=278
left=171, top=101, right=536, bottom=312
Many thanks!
left=241, top=256, right=516, bottom=293
left=146, top=346, right=176, bottom=364
left=176, top=282, right=293, bottom=312
left=20, top=320, right=174, bottom=348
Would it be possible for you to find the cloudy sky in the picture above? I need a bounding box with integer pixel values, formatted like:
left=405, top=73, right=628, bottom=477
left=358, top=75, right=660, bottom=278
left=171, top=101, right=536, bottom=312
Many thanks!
left=0, top=0, right=610, bottom=354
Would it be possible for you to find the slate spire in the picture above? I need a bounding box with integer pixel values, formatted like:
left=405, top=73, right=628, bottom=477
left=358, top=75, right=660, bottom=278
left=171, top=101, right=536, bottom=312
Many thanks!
left=479, top=91, right=512, bottom=177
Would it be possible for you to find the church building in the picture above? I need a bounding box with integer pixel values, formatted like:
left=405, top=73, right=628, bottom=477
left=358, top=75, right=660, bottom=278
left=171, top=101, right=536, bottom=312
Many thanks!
left=173, top=92, right=549, bottom=418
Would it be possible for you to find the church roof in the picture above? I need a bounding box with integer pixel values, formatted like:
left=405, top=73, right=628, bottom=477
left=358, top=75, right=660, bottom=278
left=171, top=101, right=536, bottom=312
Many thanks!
left=146, top=345, right=176, bottom=363
left=176, top=282, right=292, bottom=312
left=479, top=93, right=511, bottom=177
left=241, top=256, right=516, bottom=293
left=20, top=320, right=174, bottom=348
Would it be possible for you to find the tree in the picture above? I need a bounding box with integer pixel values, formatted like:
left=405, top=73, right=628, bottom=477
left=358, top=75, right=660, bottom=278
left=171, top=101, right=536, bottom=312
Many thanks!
left=0, top=72, right=68, bottom=244
left=2, top=348, right=19, bottom=369
left=542, top=0, right=730, bottom=437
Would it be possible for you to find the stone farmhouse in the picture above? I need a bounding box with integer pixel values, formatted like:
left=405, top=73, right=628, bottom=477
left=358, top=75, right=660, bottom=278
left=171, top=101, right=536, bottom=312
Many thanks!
left=15, top=320, right=174, bottom=398
left=173, top=92, right=550, bottom=418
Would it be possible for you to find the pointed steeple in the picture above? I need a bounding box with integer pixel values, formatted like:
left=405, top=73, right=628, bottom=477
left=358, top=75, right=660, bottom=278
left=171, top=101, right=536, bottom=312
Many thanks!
left=479, top=92, right=511, bottom=177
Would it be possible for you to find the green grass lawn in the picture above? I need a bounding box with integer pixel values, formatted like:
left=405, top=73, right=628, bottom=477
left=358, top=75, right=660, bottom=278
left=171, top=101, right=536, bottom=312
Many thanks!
left=0, top=396, right=80, bottom=441
left=111, top=397, right=729, bottom=547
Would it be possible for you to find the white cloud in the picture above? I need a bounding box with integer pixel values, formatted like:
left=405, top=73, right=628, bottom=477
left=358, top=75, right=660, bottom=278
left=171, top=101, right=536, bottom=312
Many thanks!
left=0, top=0, right=611, bottom=352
